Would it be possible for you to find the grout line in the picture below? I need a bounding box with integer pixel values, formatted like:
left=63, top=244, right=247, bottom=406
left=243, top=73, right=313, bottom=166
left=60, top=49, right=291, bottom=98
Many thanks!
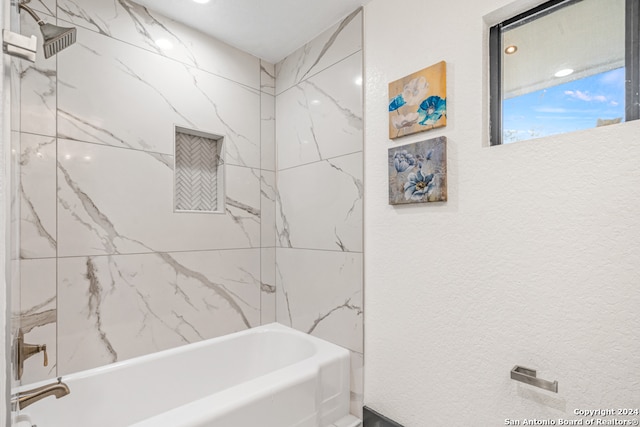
left=275, top=49, right=363, bottom=97
left=54, top=247, right=264, bottom=260
left=274, top=247, right=363, bottom=255
left=277, top=150, right=363, bottom=173
left=259, top=78, right=263, bottom=325
left=57, top=136, right=269, bottom=173
left=55, top=8, right=59, bottom=379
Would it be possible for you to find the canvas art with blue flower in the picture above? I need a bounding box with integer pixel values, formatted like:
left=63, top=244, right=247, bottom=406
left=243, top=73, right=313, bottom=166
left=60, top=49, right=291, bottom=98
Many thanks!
left=388, top=136, right=447, bottom=205
left=388, top=61, right=447, bottom=139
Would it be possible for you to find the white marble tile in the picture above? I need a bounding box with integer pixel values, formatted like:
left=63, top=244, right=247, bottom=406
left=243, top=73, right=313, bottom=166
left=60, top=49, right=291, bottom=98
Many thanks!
left=56, top=0, right=260, bottom=88
left=260, top=248, right=276, bottom=325
left=261, top=93, right=276, bottom=171
left=20, top=258, right=57, bottom=384
left=19, top=12, right=57, bottom=137
left=57, top=139, right=260, bottom=257
left=275, top=248, right=362, bottom=353
left=349, top=351, right=364, bottom=418
left=58, top=249, right=260, bottom=375
left=277, top=153, right=363, bottom=252
left=10, top=58, right=20, bottom=133
left=10, top=132, right=21, bottom=261
left=276, top=52, right=363, bottom=170
left=57, top=26, right=260, bottom=169
left=275, top=9, right=362, bottom=94
left=10, top=258, right=21, bottom=330
left=260, top=60, right=275, bottom=95
left=20, top=134, right=56, bottom=259
left=261, top=170, right=276, bottom=248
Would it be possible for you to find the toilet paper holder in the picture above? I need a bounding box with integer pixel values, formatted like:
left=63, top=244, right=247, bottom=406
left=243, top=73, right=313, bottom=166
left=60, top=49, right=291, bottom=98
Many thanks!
left=510, top=365, right=558, bottom=393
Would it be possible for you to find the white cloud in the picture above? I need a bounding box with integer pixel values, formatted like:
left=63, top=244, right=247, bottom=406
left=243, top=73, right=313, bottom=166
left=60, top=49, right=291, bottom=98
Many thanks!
left=564, top=90, right=608, bottom=103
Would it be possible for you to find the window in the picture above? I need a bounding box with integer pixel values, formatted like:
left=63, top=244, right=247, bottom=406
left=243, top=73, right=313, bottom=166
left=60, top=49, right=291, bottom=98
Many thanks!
left=490, top=0, right=640, bottom=145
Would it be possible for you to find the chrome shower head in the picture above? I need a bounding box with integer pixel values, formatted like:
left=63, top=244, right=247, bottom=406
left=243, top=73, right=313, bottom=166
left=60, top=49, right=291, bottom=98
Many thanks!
left=18, top=0, right=77, bottom=58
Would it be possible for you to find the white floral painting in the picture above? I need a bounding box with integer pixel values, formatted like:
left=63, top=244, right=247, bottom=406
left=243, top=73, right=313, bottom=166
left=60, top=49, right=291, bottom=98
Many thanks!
left=388, top=61, right=447, bottom=139
left=388, top=136, right=447, bottom=205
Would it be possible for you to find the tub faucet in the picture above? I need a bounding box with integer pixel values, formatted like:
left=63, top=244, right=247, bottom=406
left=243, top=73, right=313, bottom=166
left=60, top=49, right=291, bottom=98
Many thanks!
left=11, top=377, right=70, bottom=410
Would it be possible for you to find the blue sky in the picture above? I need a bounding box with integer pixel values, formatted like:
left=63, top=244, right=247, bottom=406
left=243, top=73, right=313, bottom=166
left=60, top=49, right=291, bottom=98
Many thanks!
left=503, top=67, right=625, bottom=143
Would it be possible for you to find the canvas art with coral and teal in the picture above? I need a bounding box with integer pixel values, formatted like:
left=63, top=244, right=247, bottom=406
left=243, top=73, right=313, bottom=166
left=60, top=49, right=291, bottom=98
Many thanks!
left=388, top=136, right=447, bottom=205
left=388, top=61, right=447, bottom=139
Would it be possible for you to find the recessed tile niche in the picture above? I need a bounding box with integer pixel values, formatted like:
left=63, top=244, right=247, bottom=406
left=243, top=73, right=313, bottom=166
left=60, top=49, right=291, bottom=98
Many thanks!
left=174, top=127, right=225, bottom=213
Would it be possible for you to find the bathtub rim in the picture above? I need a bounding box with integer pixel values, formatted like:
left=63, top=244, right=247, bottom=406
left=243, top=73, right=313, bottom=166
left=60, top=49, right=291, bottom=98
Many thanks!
left=13, top=322, right=346, bottom=392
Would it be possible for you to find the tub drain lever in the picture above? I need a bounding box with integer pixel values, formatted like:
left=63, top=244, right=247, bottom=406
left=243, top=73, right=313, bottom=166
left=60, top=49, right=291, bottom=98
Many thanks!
left=510, top=365, right=558, bottom=393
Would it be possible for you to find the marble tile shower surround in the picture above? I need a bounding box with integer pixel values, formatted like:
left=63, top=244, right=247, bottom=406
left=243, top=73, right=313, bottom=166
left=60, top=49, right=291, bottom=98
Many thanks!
left=18, top=11, right=56, bottom=138
left=15, top=0, right=363, bottom=418
left=260, top=83, right=276, bottom=171
left=277, top=152, right=363, bottom=252
left=56, top=0, right=260, bottom=89
left=19, top=133, right=56, bottom=259
left=274, top=8, right=364, bottom=417
left=57, top=139, right=260, bottom=256
left=275, top=8, right=363, bottom=96
left=276, top=52, right=364, bottom=171
left=18, top=259, right=57, bottom=384
left=16, top=0, right=272, bottom=381
left=57, top=26, right=261, bottom=169
left=275, top=249, right=363, bottom=354
left=57, top=250, right=260, bottom=375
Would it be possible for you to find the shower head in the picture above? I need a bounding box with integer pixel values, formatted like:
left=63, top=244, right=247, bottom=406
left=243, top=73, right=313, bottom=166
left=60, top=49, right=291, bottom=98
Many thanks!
left=39, top=23, right=76, bottom=59
left=18, top=0, right=77, bottom=58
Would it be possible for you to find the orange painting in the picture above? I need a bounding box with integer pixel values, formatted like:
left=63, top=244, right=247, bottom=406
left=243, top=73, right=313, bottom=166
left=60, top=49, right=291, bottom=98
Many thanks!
left=388, top=61, right=447, bottom=139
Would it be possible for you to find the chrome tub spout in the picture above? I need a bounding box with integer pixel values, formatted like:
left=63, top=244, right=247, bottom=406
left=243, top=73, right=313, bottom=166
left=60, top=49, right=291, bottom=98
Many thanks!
left=11, top=377, right=70, bottom=410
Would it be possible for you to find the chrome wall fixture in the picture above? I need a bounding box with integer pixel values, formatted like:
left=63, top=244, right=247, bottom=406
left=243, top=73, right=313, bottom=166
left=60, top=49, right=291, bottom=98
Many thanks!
left=510, top=365, right=558, bottom=393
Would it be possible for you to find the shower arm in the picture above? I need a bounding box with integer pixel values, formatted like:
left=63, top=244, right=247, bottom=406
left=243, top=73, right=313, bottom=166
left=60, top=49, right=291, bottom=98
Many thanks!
left=18, top=1, right=46, bottom=26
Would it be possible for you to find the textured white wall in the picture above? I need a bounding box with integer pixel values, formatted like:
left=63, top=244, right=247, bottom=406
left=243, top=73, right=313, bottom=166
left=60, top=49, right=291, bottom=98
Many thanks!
left=363, top=0, right=640, bottom=425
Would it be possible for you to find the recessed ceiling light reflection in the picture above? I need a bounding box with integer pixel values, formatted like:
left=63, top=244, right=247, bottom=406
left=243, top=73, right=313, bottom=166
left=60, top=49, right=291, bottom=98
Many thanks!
left=504, top=45, right=518, bottom=54
left=355, top=76, right=363, bottom=86
left=310, top=99, right=321, bottom=105
left=554, top=68, right=574, bottom=78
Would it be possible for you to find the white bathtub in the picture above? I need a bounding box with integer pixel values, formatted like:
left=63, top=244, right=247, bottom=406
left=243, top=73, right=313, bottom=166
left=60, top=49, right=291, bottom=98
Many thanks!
left=13, top=323, right=359, bottom=427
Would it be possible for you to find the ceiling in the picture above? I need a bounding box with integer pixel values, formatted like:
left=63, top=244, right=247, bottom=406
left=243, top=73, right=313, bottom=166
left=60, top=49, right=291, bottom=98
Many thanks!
left=134, top=0, right=371, bottom=64
left=502, top=0, right=625, bottom=97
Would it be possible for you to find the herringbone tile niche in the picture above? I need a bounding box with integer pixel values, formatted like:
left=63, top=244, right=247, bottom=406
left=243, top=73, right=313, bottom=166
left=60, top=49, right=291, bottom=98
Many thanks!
left=174, top=127, right=224, bottom=213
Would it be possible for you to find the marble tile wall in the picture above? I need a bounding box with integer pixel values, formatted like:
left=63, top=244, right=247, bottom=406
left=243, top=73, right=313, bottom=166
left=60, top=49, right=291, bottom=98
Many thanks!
left=274, top=8, right=364, bottom=417
left=260, top=60, right=277, bottom=324
left=16, top=0, right=274, bottom=382
left=15, top=1, right=363, bottom=418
